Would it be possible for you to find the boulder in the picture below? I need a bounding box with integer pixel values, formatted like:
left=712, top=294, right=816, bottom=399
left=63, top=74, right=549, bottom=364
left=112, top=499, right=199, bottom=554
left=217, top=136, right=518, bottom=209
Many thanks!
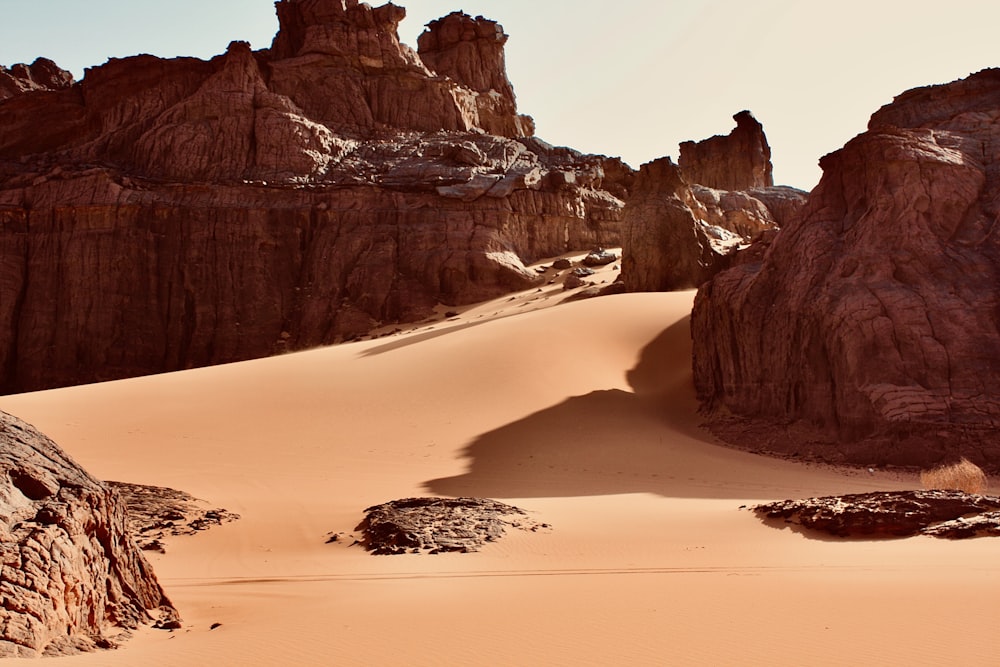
left=352, top=497, right=547, bottom=555
left=0, top=410, right=175, bottom=657
left=692, top=68, right=1000, bottom=468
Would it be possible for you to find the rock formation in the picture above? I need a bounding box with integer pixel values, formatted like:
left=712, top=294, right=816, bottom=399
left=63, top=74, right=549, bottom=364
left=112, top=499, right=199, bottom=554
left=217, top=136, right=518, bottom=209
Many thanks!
left=693, top=68, right=1000, bottom=468
left=0, top=410, right=175, bottom=657
left=678, top=110, right=773, bottom=191
left=0, top=58, right=73, bottom=101
left=619, top=113, right=806, bottom=291
left=417, top=11, right=534, bottom=138
left=349, top=497, right=547, bottom=554
left=754, top=490, right=1000, bottom=539
left=0, top=0, right=628, bottom=394
left=107, top=482, right=240, bottom=553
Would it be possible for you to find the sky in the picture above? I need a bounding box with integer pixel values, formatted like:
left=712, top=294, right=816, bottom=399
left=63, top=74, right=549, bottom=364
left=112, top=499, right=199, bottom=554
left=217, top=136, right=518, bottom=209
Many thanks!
left=2, top=0, right=999, bottom=191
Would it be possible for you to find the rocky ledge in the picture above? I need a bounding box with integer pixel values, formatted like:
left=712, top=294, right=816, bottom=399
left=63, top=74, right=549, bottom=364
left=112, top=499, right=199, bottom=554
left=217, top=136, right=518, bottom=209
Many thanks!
left=347, top=497, right=548, bottom=555
left=753, top=490, right=1000, bottom=539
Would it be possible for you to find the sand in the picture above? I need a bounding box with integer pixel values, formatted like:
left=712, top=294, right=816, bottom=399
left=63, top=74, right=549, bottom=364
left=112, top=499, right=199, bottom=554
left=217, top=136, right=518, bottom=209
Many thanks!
left=2, top=260, right=999, bottom=665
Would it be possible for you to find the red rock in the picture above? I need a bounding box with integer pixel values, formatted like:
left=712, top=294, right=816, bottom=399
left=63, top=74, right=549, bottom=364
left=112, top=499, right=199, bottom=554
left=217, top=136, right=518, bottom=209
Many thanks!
left=692, top=68, right=1000, bottom=468
left=0, top=58, right=73, bottom=101
left=0, top=1, right=629, bottom=394
left=417, top=12, right=534, bottom=138
left=0, top=410, right=175, bottom=656
left=679, top=110, right=773, bottom=191
left=620, top=112, right=804, bottom=292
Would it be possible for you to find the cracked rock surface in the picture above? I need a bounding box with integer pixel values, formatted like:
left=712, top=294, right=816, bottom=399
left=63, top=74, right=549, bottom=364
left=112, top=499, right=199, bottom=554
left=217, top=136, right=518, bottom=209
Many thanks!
left=0, top=410, right=175, bottom=657
left=693, top=68, right=1000, bottom=468
left=754, top=490, right=1000, bottom=539
left=352, top=497, right=547, bottom=555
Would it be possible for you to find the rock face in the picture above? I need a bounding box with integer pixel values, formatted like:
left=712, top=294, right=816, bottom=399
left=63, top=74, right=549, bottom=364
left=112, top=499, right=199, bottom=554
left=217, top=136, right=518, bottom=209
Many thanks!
left=0, top=410, right=174, bottom=657
left=0, top=0, right=628, bottom=394
left=0, top=58, right=74, bottom=101
left=620, top=121, right=806, bottom=292
left=679, top=110, right=773, bottom=191
left=754, top=490, right=1000, bottom=539
left=351, top=497, right=547, bottom=555
left=417, top=11, right=534, bottom=138
left=693, top=68, right=1000, bottom=468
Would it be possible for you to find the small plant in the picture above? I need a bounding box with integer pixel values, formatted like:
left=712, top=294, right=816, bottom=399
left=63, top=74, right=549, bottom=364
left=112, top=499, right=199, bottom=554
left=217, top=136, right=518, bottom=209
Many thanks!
left=920, top=457, right=988, bottom=495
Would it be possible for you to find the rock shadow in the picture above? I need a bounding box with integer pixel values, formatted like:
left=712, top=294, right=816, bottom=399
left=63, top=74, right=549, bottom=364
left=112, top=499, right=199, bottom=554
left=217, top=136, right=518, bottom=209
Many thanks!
left=424, top=317, right=765, bottom=499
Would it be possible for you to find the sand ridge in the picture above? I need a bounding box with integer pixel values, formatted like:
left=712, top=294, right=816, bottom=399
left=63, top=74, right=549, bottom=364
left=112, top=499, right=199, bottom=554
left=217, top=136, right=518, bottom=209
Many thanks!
left=2, top=277, right=998, bottom=665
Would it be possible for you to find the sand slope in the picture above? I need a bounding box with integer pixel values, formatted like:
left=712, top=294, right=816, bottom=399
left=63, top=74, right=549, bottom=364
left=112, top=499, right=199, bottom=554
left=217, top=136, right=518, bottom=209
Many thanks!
left=2, top=287, right=999, bottom=666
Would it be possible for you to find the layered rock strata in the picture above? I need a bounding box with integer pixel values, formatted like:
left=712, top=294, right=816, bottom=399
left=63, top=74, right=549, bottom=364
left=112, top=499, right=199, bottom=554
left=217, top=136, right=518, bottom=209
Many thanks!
left=678, top=110, right=773, bottom=190
left=693, top=68, right=1000, bottom=468
left=0, top=0, right=627, bottom=393
left=620, top=113, right=805, bottom=291
left=0, top=410, right=175, bottom=657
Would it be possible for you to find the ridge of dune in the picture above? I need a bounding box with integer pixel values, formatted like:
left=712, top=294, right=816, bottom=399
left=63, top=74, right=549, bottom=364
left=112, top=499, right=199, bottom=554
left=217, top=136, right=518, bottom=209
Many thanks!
left=2, top=289, right=998, bottom=665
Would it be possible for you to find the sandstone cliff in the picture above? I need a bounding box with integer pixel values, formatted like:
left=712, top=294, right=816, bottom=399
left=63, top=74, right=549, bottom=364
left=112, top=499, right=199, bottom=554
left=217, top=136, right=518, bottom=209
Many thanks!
left=0, top=0, right=627, bottom=393
left=620, top=114, right=804, bottom=292
left=692, top=68, right=1000, bottom=468
left=679, top=110, right=773, bottom=191
left=0, top=410, right=174, bottom=656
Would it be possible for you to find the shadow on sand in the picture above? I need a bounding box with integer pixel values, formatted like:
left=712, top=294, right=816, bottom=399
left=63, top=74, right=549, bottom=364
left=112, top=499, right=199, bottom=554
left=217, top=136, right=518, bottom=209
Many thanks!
left=423, top=316, right=764, bottom=500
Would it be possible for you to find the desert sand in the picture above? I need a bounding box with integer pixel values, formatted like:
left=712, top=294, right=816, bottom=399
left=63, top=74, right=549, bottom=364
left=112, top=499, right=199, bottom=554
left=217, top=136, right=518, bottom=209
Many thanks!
left=1, top=255, right=998, bottom=666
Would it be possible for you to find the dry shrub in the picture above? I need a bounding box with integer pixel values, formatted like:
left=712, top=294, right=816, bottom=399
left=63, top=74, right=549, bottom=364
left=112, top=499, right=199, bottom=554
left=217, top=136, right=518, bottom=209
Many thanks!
left=920, top=457, right=988, bottom=495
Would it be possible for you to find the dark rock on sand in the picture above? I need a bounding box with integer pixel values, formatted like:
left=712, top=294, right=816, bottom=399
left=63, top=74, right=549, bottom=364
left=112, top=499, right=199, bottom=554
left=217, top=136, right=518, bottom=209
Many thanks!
left=354, top=497, right=546, bottom=554
left=754, top=490, right=1000, bottom=539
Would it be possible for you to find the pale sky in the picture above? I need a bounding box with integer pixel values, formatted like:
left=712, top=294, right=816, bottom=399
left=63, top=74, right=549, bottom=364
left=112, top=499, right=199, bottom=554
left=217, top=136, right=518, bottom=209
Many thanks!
left=2, top=0, right=998, bottom=190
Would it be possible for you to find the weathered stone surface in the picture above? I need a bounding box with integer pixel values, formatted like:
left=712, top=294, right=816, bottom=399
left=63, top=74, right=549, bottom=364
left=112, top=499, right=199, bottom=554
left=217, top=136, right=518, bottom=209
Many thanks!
left=754, top=490, right=1000, bottom=539
left=0, top=410, right=175, bottom=657
left=692, top=68, right=1000, bottom=468
left=679, top=110, right=773, bottom=191
left=0, top=1, right=629, bottom=394
left=417, top=11, right=533, bottom=138
left=352, top=497, right=546, bottom=555
left=107, top=482, right=239, bottom=553
left=0, top=58, right=73, bottom=101
left=583, top=248, right=618, bottom=266
left=620, top=112, right=805, bottom=292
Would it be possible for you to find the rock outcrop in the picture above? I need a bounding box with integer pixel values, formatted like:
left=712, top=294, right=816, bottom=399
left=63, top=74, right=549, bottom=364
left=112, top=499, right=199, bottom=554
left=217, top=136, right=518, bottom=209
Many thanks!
left=693, top=68, right=1000, bottom=468
left=0, top=0, right=628, bottom=394
left=417, top=11, right=533, bottom=138
left=754, top=490, right=1000, bottom=539
left=107, top=482, right=240, bottom=554
left=620, top=113, right=806, bottom=292
left=349, top=497, right=547, bottom=555
left=678, top=110, right=773, bottom=191
left=0, top=58, right=73, bottom=101
left=0, top=410, right=175, bottom=657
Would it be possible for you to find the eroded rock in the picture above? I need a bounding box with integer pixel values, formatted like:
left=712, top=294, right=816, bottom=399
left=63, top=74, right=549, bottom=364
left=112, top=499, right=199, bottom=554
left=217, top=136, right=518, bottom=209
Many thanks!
left=620, top=113, right=805, bottom=292
left=692, top=68, right=1000, bottom=468
left=754, top=490, right=1000, bottom=539
left=0, top=1, right=629, bottom=394
left=108, top=482, right=239, bottom=553
left=679, top=110, right=773, bottom=191
left=0, top=411, right=175, bottom=657
left=353, top=497, right=547, bottom=554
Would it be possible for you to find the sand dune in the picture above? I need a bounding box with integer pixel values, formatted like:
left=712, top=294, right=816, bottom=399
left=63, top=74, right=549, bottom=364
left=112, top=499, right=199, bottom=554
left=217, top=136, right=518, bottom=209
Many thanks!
left=2, top=285, right=999, bottom=666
